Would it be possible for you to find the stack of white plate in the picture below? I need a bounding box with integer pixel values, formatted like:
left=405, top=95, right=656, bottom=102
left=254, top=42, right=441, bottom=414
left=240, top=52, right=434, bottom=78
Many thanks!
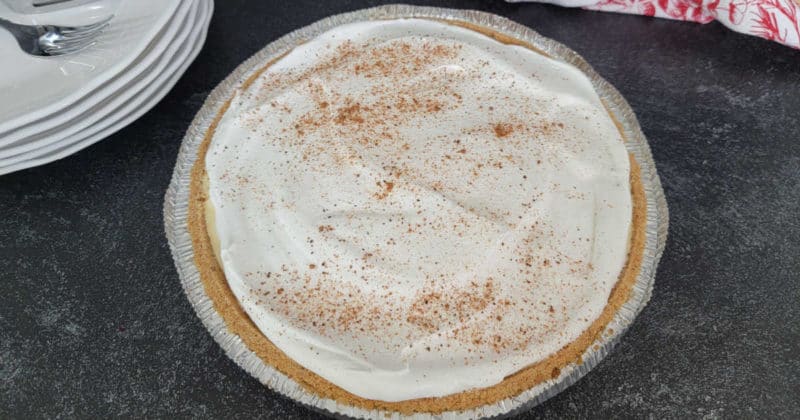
left=0, top=0, right=213, bottom=175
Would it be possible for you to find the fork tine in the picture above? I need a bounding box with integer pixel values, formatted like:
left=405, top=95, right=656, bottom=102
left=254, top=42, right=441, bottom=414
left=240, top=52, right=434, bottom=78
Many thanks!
left=43, top=33, right=101, bottom=54
left=43, top=39, right=96, bottom=52
left=60, top=15, right=113, bottom=34
left=46, top=22, right=108, bottom=52
left=60, top=24, right=106, bottom=37
left=27, top=14, right=113, bottom=57
left=63, top=14, right=113, bottom=29
left=57, top=23, right=109, bottom=41
left=43, top=40, right=96, bottom=56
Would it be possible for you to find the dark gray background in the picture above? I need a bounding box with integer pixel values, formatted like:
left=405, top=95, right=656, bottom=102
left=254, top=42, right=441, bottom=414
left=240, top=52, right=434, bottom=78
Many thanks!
left=1, top=0, right=799, bottom=418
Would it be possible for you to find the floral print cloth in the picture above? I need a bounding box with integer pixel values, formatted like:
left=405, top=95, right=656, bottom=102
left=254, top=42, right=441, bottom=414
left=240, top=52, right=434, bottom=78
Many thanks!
left=510, top=0, right=800, bottom=49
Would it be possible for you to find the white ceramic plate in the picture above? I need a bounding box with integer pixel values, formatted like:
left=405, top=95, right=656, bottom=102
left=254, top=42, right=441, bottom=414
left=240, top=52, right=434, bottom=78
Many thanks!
left=0, top=0, right=197, bottom=157
left=0, top=0, right=212, bottom=175
left=0, top=0, right=181, bottom=133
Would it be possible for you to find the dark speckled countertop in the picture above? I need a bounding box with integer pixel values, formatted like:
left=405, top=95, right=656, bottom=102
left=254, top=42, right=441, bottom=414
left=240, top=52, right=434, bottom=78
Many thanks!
left=1, top=0, right=799, bottom=418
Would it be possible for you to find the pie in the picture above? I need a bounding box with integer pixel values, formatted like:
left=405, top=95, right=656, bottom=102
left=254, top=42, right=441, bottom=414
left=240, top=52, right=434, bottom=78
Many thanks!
left=187, top=17, right=646, bottom=414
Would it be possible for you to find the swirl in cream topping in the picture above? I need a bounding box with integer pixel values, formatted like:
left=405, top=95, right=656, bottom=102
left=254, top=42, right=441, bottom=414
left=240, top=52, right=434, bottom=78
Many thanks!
left=204, top=18, right=632, bottom=401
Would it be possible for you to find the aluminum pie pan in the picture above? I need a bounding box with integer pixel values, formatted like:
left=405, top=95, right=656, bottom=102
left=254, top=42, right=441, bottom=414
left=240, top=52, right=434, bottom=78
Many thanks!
left=164, top=4, right=669, bottom=419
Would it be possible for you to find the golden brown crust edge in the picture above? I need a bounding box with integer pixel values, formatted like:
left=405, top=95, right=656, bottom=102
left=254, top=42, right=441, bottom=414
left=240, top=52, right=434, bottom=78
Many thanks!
left=186, top=20, right=648, bottom=415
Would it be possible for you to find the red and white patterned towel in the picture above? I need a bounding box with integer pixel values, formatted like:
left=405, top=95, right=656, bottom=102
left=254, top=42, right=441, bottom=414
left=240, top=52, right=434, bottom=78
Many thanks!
left=510, top=0, right=800, bottom=49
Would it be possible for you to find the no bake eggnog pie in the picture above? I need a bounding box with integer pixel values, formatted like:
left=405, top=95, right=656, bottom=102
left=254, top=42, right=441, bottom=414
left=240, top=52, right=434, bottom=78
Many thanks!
left=188, top=18, right=645, bottom=413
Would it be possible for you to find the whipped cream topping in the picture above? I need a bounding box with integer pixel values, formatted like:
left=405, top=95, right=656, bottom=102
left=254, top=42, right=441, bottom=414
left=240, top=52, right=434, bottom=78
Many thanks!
left=205, top=19, right=632, bottom=402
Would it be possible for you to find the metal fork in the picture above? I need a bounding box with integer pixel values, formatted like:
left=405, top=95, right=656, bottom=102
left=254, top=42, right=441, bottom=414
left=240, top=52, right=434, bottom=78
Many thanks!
left=0, top=14, right=111, bottom=56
